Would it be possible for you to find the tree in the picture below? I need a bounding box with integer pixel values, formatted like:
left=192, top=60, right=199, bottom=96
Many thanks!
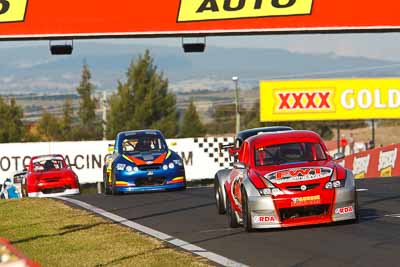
left=0, top=97, right=24, bottom=143
left=206, top=103, right=237, bottom=134
left=107, top=50, right=178, bottom=138
left=181, top=99, right=206, bottom=137
left=75, top=63, right=103, bottom=140
left=36, top=110, right=61, bottom=141
left=60, top=98, right=74, bottom=141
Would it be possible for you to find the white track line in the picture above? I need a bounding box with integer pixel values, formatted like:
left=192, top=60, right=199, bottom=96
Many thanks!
left=356, top=189, right=369, bottom=192
left=56, top=197, right=248, bottom=267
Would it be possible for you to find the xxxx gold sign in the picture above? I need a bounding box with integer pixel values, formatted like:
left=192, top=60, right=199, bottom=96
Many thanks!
left=177, top=0, right=314, bottom=22
left=0, top=0, right=28, bottom=23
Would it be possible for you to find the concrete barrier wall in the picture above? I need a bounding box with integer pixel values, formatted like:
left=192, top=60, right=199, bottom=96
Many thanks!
left=336, top=144, right=399, bottom=179
left=0, top=137, right=234, bottom=184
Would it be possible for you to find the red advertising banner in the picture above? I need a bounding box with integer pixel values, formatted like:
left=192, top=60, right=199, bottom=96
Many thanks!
left=1, top=1, right=400, bottom=40
left=336, top=144, right=400, bottom=179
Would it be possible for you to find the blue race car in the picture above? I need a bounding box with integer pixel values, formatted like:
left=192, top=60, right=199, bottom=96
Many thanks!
left=104, top=130, right=186, bottom=194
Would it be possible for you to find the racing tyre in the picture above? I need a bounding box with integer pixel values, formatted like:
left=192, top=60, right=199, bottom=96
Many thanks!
left=215, top=178, right=225, bottom=215
left=103, top=170, right=111, bottom=195
left=226, top=190, right=239, bottom=228
left=241, top=188, right=253, bottom=232
left=111, top=172, right=118, bottom=196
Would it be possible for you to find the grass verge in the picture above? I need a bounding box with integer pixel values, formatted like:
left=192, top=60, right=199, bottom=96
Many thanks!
left=0, top=198, right=211, bottom=267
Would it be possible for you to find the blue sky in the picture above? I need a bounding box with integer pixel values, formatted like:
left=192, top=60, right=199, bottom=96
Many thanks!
left=1, top=33, right=400, bottom=61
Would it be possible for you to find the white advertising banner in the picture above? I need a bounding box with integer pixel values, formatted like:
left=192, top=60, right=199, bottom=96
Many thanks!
left=0, top=137, right=234, bottom=184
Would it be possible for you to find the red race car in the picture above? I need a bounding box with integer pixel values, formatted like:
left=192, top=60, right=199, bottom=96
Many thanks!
left=221, top=130, right=358, bottom=232
left=22, top=154, right=80, bottom=198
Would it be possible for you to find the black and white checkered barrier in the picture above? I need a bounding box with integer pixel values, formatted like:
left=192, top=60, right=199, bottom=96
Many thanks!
left=193, top=137, right=234, bottom=169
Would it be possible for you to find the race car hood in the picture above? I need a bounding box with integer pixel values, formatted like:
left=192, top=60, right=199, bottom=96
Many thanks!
left=122, top=151, right=167, bottom=166
left=256, top=161, right=335, bottom=186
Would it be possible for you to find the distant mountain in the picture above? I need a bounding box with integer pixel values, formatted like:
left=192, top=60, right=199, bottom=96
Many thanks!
left=0, top=42, right=400, bottom=94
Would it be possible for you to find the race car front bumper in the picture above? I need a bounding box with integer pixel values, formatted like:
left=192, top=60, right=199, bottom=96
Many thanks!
left=246, top=183, right=357, bottom=229
left=114, top=181, right=186, bottom=193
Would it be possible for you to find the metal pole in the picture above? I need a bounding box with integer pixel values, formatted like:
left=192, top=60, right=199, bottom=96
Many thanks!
left=337, top=121, right=340, bottom=153
left=102, top=91, right=107, bottom=140
left=371, top=120, right=375, bottom=148
left=233, top=78, right=240, bottom=135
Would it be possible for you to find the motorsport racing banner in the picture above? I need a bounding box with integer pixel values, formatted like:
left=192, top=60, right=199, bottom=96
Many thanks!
left=2, top=1, right=400, bottom=39
left=260, top=78, right=400, bottom=122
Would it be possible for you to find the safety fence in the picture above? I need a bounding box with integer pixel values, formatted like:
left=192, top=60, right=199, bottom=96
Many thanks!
left=336, top=144, right=399, bottom=179
left=0, top=137, right=234, bottom=184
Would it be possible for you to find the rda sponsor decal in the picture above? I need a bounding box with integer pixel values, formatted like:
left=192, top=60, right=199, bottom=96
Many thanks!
left=335, top=206, right=353, bottom=215
left=0, top=0, right=28, bottom=23
left=378, top=148, right=397, bottom=177
left=353, top=155, right=370, bottom=179
left=177, top=0, right=314, bottom=22
left=254, top=215, right=276, bottom=224
left=265, top=167, right=333, bottom=184
left=274, top=89, right=335, bottom=114
left=291, top=195, right=320, bottom=206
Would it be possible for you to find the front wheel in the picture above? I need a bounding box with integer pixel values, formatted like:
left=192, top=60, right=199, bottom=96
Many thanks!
left=242, top=188, right=253, bottom=232
left=111, top=172, right=118, bottom=196
left=103, top=168, right=111, bottom=195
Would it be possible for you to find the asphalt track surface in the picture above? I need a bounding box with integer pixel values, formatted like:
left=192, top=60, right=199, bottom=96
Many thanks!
left=70, top=177, right=400, bottom=267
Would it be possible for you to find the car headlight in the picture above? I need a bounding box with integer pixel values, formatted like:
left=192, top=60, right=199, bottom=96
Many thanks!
left=173, top=159, right=184, bottom=166
left=163, top=164, right=168, bottom=170
left=325, top=180, right=345, bottom=189
left=168, top=163, right=175, bottom=169
left=259, top=188, right=283, bottom=196
left=125, top=166, right=133, bottom=173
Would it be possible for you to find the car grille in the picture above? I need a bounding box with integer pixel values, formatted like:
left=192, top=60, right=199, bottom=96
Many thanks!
left=286, top=183, right=320, bottom=191
left=41, top=187, right=68, bottom=194
left=135, top=177, right=166, bottom=187
left=279, top=205, right=330, bottom=221
left=138, top=164, right=162, bottom=171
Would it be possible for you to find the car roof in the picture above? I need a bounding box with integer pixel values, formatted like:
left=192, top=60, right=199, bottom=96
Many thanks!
left=247, top=130, right=324, bottom=147
left=117, top=129, right=163, bottom=138
left=237, top=126, right=293, bottom=141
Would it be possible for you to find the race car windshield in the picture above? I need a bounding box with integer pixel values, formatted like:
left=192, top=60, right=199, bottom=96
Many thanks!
left=121, top=134, right=167, bottom=154
left=33, top=157, right=66, bottom=171
left=255, top=142, right=327, bottom=166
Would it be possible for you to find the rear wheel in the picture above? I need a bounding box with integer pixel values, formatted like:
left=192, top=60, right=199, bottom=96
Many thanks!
left=226, top=190, right=239, bottom=228
left=242, top=188, right=253, bottom=232
left=215, top=178, right=225, bottom=214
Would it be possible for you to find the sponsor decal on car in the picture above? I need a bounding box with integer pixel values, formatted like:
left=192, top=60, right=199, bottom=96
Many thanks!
left=0, top=0, right=28, bottom=23
left=378, top=148, right=397, bottom=177
left=266, top=167, right=333, bottom=184
left=353, top=155, right=370, bottom=179
left=177, top=0, right=314, bottom=22
left=335, top=206, right=353, bottom=215
left=254, top=216, right=276, bottom=224
left=291, top=195, right=321, bottom=206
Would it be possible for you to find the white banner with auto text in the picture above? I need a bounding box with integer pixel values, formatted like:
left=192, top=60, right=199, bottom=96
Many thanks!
left=0, top=137, right=234, bottom=184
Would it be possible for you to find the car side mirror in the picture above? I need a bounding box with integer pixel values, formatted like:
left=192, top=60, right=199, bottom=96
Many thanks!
left=169, top=142, right=177, bottom=147
left=333, top=152, right=345, bottom=160
left=233, top=162, right=246, bottom=169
